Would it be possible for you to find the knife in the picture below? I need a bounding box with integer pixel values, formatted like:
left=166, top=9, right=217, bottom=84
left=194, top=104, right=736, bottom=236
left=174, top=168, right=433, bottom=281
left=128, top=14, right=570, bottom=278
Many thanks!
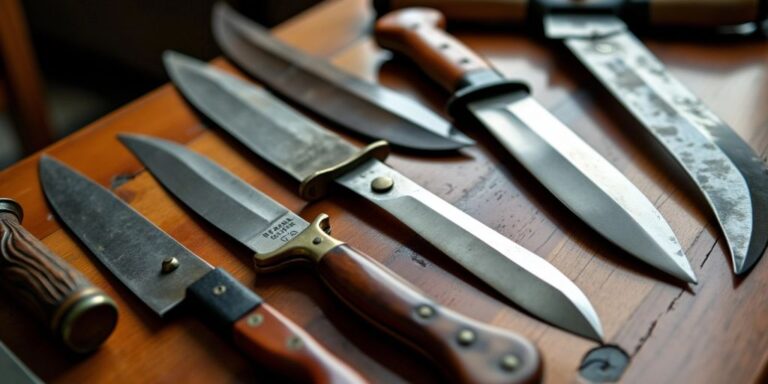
left=374, top=8, right=697, bottom=283
left=162, top=50, right=603, bottom=341
left=0, top=198, right=118, bottom=353
left=38, top=156, right=366, bottom=384
left=0, top=341, right=43, bottom=384
left=374, top=1, right=768, bottom=275
left=210, top=2, right=473, bottom=152
left=121, top=133, right=543, bottom=384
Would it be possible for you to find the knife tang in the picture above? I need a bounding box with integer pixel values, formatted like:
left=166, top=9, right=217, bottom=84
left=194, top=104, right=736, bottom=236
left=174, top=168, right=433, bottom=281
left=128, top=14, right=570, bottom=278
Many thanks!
left=186, top=268, right=365, bottom=384
left=0, top=198, right=118, bottom=353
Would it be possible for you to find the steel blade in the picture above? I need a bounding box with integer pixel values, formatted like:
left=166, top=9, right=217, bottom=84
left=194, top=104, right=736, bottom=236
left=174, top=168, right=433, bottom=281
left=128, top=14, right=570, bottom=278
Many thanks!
left=467, top=93, right=696, bottom=283
left=119, top=134, right=309, bottom=254
left=39, top=156, right=213, bottom=316
left=0, top=342, right=42, bottom=384
left=212, top=2, right=474, bottom=151
left=565, top=25, right=768, bottom=274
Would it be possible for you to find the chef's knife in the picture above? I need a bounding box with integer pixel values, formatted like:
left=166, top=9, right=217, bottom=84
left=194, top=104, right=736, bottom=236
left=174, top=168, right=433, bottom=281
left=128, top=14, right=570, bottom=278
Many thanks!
left=210, top=2, right=473, bottom=152
left=121, top=133, right=542, bottom=384
left=375, top=2, right=768, bottom=275
left=0, top=341, right=43, bottom=384
left=163, top=51, right=603, bottom=341
left=0, top=198, right=118, bottom=353
left=38, top=156, right=366, bottom=384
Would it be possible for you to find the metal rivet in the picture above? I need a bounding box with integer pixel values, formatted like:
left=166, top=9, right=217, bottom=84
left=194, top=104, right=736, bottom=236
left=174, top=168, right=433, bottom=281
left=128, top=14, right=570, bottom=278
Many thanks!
left=286, top=335, right=303, bottom=350
left=594, top=42, right=615, bottom=54
left=416, top=304, right=434, bottom=319
left=500, top=354, right=520, bottom=371
left=371, top=176, right=394, bottom=193
left=212, top=284, right=227, bottom=296
left=161, top=257, right=179, bottom=273
left=312, top=237, right=322, bottom=245
left=246, top=314, right=263, bottom=327
left=456, top=329, right=476, bottom=346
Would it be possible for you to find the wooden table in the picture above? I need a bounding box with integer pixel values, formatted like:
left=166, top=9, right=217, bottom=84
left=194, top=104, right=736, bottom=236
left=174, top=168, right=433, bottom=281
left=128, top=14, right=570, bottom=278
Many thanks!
left=1, top=0, right=767, bottom=382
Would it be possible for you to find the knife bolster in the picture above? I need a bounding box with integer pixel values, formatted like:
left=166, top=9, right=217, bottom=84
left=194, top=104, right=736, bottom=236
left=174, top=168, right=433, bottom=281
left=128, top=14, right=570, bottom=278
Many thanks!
left=186, top=269, right=263, bottom=333
left=254, top=214, right=344, bottom=272
left=447, top=75, right=530, bottom=121
left=299, top=141, right=390, bottom=200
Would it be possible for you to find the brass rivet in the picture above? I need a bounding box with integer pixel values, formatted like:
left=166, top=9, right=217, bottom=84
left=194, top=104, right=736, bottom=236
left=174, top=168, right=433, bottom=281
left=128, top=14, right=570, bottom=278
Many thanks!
left=312, top=237, right=322, bottom=245
left=247, top=314, right=264, bottom=327
left=594, top=42, right=615, bottom=54
left=161, top=257, right=179, bottom=273
left=212, top=284, right=227, bottom=296
left=457, top=329, right=476, bottom=346
left=371, top=176, right=394, bottom=193
left=500, top=354, right=520, bottom=371
left=286, top=335, right=304, bottom=350
left=416, top=304, right=435, bottom=319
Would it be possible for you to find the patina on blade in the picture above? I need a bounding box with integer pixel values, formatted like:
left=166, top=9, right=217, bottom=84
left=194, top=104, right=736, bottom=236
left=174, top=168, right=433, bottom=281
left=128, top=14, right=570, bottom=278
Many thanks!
left=212, top=2, right=473, bottom=152
left=563, top=20, right=768, bottom=274
left=119, top=134, right=309, bottom=254
left=39, top=156, right=213, bottom=316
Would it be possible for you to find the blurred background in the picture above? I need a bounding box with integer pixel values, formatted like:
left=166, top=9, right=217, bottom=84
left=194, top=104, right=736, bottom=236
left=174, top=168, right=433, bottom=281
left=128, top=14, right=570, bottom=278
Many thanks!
left=0, top=0, right=320, bottom=169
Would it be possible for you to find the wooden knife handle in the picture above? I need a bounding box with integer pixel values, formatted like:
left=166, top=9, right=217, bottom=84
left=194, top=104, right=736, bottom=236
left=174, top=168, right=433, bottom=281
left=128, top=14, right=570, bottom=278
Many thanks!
left=318, top=244, right=541, bottom=384
left=375, top=7, right=493, bottom=93
left=0, top=198, right=118, bottom=353
left=233, top=303, right=368, bottom=384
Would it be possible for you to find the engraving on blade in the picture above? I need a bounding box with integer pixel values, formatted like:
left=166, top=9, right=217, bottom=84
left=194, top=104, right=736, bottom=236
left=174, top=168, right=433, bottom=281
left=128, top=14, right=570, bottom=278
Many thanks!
left=119, top=134, right=309, bottom=254
left=163, top=51, right=358, bottom=182
left=212, top=3, right=473, bottom=150
left=565, top=32, right=766, bottom=272
left=38, top=156, right=212, bottom=316
left=468, top=95, right=696, bottom=282
left=336, top=159, right=603, bottom=340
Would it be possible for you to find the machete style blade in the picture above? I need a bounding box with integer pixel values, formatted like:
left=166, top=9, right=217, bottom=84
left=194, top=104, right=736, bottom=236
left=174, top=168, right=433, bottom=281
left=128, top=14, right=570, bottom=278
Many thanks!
left=119, top=134, right=310, bottom=254
left=39, top=156, right=213, bottom=316
left=163, top=52, right=603, bottom=340
left=211, top=2, right=474, bottom=152
left=565, top=26, right=768, bottom=274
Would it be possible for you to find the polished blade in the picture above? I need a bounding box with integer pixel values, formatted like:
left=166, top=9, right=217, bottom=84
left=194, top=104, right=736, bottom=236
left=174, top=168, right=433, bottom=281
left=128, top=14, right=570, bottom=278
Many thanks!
left=120, top=134, right=309, bottom=254
left=212, top=2, right=473, bottom=151
left=566, top=27, right=768, bottom=274
left=164, top=51, right=357, bottom=182
left=468, top=94, right=696, bottom=283
left=39, top=156, right=213, bottom=316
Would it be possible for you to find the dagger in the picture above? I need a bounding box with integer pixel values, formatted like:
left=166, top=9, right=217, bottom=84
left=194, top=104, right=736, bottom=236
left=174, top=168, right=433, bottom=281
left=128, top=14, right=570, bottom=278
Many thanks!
left=162, top=50, right=603, bottom=341
left=210, top=2, right=473, bottom=152
left=38, top=156, right=366, bottom=384
left=374, top=0, right=768, bottom=275
left=120, top=133, right=543, bottom=384
left=374, top=8, right=697, bottom=283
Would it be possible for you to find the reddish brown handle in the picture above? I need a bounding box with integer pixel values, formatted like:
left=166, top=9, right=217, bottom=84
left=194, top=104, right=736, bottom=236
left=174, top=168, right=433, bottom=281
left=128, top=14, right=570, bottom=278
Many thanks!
left=318, top=244, right=541, bottom=384
left=0, top=198, right=118, bottom=353
left=375, top=7, right=492, bottom=92
left=233, top=303, right=367, bottom=384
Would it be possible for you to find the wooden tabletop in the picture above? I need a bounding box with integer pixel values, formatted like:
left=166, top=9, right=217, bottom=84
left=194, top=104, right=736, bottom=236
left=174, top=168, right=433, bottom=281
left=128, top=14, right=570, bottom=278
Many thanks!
left=2, top=0, right=767, bottom=382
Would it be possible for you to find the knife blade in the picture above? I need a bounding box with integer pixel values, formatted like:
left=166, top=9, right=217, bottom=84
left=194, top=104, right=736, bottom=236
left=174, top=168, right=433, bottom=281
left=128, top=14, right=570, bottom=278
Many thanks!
left=38, top=156, right=366, bottom=384
left=373, top=2, right=768, bottom=275
left=162, top=50, right=603, bottom=341
left=211, top=2, right=473, bottom=152
left=121, top=133, right=543, bottom=384
left=374, top=8, right=697, bottom=283
left=0, top=341, right=43, bottom=384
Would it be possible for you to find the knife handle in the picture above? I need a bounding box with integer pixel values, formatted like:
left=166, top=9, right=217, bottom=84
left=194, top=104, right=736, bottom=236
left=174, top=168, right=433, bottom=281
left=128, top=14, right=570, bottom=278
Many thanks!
left=0, top=198, right=118, bottom=353
left=317, top=244, right=541, bottom=384
left=375, top=7, right=494, bottom=93
left=374, top=0, right=527, bottom=24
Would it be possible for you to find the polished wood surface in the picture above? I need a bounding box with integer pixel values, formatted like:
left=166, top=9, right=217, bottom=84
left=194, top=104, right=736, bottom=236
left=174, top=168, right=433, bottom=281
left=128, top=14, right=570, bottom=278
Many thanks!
left=0, top=0, right=766, bottom=382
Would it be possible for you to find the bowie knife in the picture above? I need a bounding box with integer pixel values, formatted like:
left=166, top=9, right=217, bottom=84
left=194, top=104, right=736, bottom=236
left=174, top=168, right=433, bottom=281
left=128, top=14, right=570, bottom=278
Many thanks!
left=38, top=156, right=366, bottom=384
left=120, top=134, right=542, bottom=384
left=210, top=2, right=473, bottom=152
left=162, top=50, right=603, bottom=341
left=374, top=8, right=697, bottom=283
left=375, top=0, right=768, bottom=275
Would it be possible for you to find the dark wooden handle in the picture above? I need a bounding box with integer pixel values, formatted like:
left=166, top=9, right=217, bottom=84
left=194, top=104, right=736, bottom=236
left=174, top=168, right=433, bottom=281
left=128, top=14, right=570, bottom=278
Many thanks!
left=233, top=303, right=367, bottom=384
left=375, top=7, right=492, bottom=92
left=0, top=199, right=118, bottom=353
left=649, top=0, right=761, bottom=27
left=318, top=244, right=542, bottom=384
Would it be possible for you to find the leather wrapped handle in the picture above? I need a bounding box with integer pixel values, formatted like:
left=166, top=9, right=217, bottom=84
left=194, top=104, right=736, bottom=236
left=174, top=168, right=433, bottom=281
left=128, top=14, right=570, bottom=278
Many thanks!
left=318, top=244, right=541, bottom=384
left=233, top=303, right=367, bottom=384
left=375, top=7, right=493, bottom=93
left=0, top=198, right=118, bottom=353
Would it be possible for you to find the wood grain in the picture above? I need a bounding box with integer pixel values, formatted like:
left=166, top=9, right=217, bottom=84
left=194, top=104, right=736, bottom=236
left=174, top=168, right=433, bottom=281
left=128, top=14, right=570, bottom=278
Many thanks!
left=0, top=0, right=766, bottom=382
